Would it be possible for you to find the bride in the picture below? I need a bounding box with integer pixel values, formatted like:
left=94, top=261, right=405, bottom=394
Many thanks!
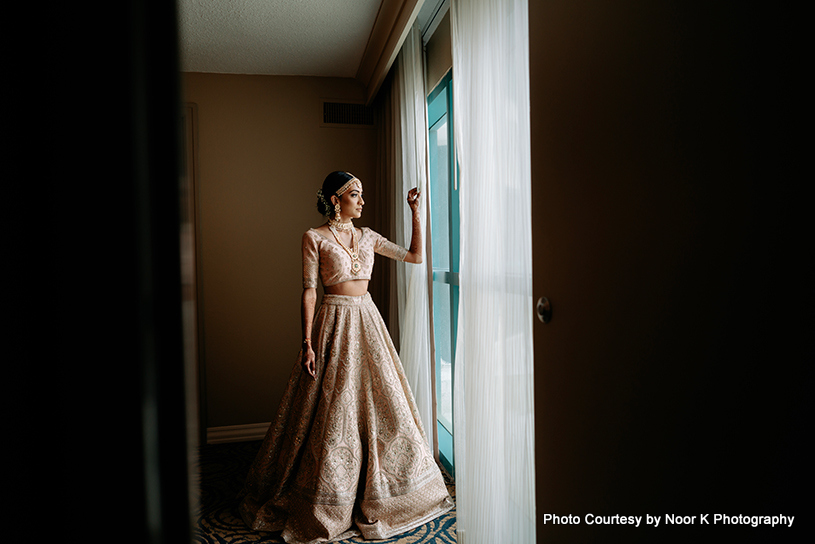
left=238, top=171, right=453, bottom=543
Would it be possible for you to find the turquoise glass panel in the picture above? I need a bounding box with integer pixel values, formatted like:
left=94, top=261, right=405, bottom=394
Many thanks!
left=428, top=72, right=457, bottom=478
left=433, top=281, right=453, bottom=434
left=429, top=116, right=450, bottom=271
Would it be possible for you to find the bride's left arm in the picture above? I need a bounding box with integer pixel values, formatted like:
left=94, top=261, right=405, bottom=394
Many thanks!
left=404, top=187, right=423, bottom=264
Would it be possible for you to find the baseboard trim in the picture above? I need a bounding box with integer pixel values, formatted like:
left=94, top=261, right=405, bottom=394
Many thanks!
left=206, top=422, right=270, bottom=444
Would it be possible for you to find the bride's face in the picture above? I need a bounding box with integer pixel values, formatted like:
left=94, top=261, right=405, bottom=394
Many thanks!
left=337, top=184, right=364, bottom=220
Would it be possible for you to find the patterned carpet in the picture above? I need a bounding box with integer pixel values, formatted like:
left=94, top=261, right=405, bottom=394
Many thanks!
left=193, top=440, right=457, bottom=544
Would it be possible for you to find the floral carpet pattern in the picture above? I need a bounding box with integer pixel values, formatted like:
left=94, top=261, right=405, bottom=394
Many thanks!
left=194, top=440, right=457, bottom=544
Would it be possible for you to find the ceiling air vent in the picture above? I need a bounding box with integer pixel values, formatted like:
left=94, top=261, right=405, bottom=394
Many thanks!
left=321, top=101, right=374, bottom=128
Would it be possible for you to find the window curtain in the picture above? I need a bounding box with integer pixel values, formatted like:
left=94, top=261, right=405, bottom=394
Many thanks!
left=375, top=24, right=435, bottom=449
left=450, top=0, right=536, bottom=543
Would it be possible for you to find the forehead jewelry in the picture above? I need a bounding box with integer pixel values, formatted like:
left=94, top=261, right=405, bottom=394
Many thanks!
left=335, top=176, right=362, bottom=197
left=328, top=175, right=361, bottom=231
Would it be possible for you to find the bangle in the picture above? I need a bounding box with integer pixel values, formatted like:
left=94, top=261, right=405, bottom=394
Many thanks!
left=302, top=338, right=312, bottom=346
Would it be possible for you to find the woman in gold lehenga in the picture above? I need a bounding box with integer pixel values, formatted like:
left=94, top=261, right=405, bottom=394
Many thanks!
left=238, top=171, right=454, bottom=543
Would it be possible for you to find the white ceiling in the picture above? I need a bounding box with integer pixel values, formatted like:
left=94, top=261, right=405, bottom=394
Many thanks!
left=178, top=0, right=446, bottom=78
left=178, top=0, right=384, bottom=77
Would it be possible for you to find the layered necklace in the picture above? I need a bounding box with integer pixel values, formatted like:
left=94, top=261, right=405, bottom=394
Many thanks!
left=329, top=221, right=361, bottom=275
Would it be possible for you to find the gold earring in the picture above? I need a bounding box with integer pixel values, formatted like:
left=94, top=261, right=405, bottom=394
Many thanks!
left=334, top=202, right=341, bottom=219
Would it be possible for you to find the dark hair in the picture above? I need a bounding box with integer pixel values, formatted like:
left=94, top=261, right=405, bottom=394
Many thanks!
left=316, top=171, right=356, bottom=216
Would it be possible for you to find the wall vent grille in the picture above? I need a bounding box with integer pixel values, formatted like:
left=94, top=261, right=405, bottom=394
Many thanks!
left=322, top=101, right=374, bottom=127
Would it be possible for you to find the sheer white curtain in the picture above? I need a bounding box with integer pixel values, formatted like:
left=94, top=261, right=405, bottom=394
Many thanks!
left=388, top=25, right=435, bottom=448
left=450, top=0, right=536, bottom=543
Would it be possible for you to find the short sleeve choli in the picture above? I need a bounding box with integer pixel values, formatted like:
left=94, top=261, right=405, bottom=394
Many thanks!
left=302, top=227, right=407, bottom=289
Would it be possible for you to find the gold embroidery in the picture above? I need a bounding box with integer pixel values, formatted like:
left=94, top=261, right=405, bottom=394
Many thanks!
left=302, top=228, right=408, bottom=289
left=238, top=293, right=453, bottom=542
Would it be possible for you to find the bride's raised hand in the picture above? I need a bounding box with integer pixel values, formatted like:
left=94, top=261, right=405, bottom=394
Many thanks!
left=407, top=187, right=421, bottom=214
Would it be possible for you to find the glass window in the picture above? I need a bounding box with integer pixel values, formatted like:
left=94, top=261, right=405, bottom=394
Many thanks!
left=427, top=72, right=458, bottom=477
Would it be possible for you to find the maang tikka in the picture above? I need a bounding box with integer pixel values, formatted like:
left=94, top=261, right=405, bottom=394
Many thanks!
left=328, top=175, right=362, bottom=232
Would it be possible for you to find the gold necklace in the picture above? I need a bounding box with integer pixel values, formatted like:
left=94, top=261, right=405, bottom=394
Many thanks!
left=329, top=226, right=361, bottom=274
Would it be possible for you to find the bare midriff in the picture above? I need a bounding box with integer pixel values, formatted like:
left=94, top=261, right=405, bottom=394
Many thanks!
left=324, top=279, right=369, bottom=296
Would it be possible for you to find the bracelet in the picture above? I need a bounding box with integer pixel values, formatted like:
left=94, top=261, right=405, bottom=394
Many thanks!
left=302, top=338, right=312, bottom=346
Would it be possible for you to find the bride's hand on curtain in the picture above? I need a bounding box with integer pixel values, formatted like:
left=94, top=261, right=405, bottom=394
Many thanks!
left=407, top=187, right=421, bottom=215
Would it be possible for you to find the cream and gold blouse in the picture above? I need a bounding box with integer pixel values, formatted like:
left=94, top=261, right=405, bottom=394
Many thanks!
left=302, top=227, right=407, bottom=289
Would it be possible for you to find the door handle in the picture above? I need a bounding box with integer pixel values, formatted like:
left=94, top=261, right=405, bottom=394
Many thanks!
left=536, top=297, right=552, bottom=324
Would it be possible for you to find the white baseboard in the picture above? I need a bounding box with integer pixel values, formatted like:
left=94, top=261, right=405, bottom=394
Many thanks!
left=206, top=422, right=270, bottom=444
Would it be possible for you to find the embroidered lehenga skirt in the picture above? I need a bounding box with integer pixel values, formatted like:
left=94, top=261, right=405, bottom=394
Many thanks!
left=238, top=293, right=454, bottom=544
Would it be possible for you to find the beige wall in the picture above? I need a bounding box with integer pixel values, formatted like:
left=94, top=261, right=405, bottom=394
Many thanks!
left=425, top=10, right=452, bottom=94
left=183, top=73, right=377, bottom=429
